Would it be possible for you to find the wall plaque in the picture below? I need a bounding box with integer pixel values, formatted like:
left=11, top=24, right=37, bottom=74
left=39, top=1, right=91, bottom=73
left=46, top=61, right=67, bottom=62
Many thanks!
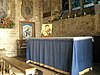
left=21, top=0, right=33, bottom=20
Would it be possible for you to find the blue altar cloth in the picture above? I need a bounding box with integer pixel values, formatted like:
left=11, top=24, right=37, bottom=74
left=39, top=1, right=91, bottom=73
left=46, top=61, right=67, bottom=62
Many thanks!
left=26, top=37, right=93, bottom=75
left=71, top=37, right=93, bottom=75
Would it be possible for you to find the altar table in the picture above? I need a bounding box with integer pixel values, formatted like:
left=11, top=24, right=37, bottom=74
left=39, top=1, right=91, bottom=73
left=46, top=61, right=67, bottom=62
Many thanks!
left=26, top=37, right=93, bottom=75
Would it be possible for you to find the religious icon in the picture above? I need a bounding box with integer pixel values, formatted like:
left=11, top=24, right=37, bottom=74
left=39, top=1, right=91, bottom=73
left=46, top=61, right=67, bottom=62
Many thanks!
left=41, top=24, right=52, bottom=37
left=23, top=25, right=32, bottom=39
left=19, top=21, right=35, bottom=40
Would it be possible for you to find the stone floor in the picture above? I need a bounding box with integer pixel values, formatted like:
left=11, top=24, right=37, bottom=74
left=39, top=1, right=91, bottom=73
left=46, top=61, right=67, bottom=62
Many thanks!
left=84, top=63, right=100, bottom=75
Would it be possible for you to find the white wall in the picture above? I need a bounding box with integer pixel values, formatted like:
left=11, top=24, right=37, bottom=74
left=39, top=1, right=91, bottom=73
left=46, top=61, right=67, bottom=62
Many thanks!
left=0, top=29, right=18, bottom=57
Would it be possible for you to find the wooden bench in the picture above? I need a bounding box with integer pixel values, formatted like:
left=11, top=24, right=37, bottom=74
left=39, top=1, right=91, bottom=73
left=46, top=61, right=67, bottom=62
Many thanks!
left=16, top=39, right=26, bottom=57
left=1, top=56, right=36, bottom=75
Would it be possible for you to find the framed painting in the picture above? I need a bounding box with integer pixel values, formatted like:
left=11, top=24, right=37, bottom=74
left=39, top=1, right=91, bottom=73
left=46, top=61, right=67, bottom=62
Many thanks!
left=19, top=21, right=35, bottom=40
left=41, top=24, right=52, bottom=37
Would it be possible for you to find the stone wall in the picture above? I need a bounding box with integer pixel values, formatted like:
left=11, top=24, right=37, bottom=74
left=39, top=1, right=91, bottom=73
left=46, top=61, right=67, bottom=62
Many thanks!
left=0, top=0, right=18, bottom=57
left=0, top=0, right=42, bottom=57
left=0, top=29, right=18, bottom=57
left=43, top=0, right=61, bottom=23
left=42, top=0, right=100, bottom=37
left=94, top=14, right=100, bottom=33
left=52, top=14, right=100, bottom=37
left=15, top=0, right=42, bottom=37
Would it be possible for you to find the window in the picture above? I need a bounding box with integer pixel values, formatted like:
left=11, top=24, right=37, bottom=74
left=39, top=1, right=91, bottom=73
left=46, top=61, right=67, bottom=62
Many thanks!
left=62, top=0, right=95, bottom=11
left=62, top=0, right=69, bottom=10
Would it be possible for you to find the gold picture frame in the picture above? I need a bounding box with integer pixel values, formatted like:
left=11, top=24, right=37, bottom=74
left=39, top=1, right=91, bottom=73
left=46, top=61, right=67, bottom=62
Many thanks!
left=19, top=21, right=35, bottom=40
left=41, top=24, right=52, bottom=37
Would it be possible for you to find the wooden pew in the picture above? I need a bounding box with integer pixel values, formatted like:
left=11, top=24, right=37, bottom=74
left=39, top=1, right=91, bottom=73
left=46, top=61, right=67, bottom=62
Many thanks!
left=1, top=56, right=36, bottom=75
left=16, top=39, right=26, bottom=57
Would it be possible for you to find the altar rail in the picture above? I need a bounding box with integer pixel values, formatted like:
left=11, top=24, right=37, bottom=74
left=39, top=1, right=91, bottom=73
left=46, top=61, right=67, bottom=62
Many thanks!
left=1, top=56, right=36, bottom=75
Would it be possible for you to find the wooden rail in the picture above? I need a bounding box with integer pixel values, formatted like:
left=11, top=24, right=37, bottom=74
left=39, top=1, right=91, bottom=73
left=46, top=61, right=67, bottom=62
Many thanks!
left=1, top=56, right=36, bottom=75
